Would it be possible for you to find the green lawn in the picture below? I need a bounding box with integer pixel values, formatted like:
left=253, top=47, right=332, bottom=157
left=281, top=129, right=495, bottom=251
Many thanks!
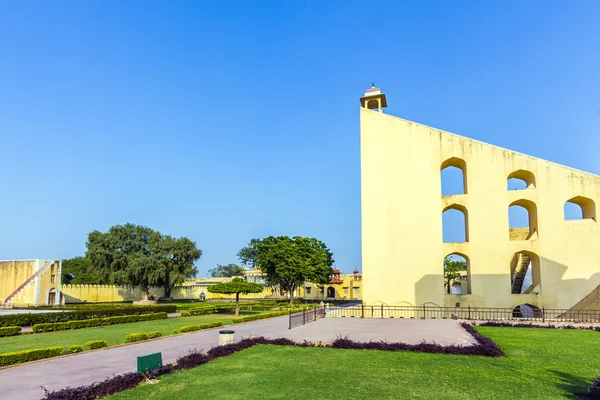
left=110, top=327, right=600, bottom=400
left=0, top=312, right=261, bottom=354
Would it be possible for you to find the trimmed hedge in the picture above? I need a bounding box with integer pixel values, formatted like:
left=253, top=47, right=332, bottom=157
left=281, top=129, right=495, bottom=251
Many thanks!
left=125, top=333, right=148, bottom=343
left=0, top=346, right=64, bottom=367
left=173, top=321, right=224, bottom=334
left=148, top=331, right=163, bottom=339
left=69, top=345, right=84, bottom=354
left=0, top=326, right=22, bottom=337
left=0, top=305, right=176, bottom=327
left=32, top=312, right=168, bottom=333
left=232, top=311, right=288, bottom=324
left=86, top=340, right=108, bottom=350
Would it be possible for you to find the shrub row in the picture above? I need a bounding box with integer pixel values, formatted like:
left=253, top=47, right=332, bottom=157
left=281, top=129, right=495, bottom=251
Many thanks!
left=0, top=346, right=64, bottom=367
left=173, top=321, right=224, bottom=334
left=0, top=326, right=22, bottom=337
left=40, top=329, right=503, bottom=400
left=0, top=305, right=176, bottom=327
left=231, top=310, right=289, bottom=324
left=124, top=331, right=163, bottom=343
left=87, top=340, right=108, bottom=349
left=68, top=345, right=84, bottom=354
left=32, top=312, right=167, bottom=333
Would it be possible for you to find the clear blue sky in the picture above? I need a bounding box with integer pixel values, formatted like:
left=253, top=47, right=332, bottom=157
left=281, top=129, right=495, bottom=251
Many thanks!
left=0, top=1, right=598, bottom=276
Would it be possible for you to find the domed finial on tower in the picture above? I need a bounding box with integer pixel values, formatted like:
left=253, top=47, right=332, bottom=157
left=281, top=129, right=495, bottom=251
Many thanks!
left=360, top=83, right=387, bottom=112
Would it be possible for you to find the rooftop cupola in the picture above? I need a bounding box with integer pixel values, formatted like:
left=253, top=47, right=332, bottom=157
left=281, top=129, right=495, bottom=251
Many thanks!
left=360, top=83, right=387, bottom=112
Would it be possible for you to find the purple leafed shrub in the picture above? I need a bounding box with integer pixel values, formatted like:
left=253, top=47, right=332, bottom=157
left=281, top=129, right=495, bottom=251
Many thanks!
left=588, top=377, right=600, bottom=396
left=42, top=372, right=145, bottom=400
left=175, top=349, right=211, bottom=369
left=331, top=324, right=503, bottom=357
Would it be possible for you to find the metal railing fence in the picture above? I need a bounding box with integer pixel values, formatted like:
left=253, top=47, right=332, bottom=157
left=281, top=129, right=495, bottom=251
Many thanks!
left=289, top=306, right=326, bottom=329
left=323, top=304, right=600, bottom=323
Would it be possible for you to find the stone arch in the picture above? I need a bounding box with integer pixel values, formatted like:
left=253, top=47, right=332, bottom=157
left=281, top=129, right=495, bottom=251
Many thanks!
left=441, top=157, right=467, bottom=195
left=509, top=251, right=541, bottom=294
left=443, top=252, right=471, bottom=295
left=564, top=196, right=596, bottom=221
left=512, top=303, right=542, bottom=319
left=326, top=287, right=335, bottom=298
left=442, top=204, right=469, bottom=242
left=508, top=199, right=538, bottom=240
left=507, top=169, right=536, bottom=190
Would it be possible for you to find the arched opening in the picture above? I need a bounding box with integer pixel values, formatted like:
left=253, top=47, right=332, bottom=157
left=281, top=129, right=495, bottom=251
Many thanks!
left=512, top=304, right=542, bottom=319
left=507, top=170, right=536, bottom=190
left=47, top=288, right=57, bottom=305
left=564, top=196, right=596, bottom=221
left=442, top=204, right=469, bottom=243
left=441, top=157, right=467, bottom=196
left=508, top=199, right=538, bottom=240
left=509, top=251, right=541, bottom=294
left=327, top=287, right=335, bottom=298
left=444, top=253, right=471, bottom=295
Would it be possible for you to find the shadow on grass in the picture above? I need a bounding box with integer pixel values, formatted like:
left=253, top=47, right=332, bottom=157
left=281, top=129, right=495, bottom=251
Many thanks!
left=547, top=369, right=595, bottom=399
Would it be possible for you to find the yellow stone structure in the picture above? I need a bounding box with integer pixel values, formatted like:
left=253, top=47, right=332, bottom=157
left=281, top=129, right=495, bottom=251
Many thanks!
left=360, top=86, right=600, bottom=312
left=0, top=260, right=62, bottom=306
left=300, top=269, right=362, bottom=301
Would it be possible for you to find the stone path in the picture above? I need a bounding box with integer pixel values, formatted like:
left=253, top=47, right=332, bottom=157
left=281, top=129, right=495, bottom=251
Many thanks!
left=0, top=316, right=474, bottom=400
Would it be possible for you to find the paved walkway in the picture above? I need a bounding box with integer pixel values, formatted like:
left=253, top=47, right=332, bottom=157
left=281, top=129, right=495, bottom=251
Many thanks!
left=0, top=316, right=473, bottom=400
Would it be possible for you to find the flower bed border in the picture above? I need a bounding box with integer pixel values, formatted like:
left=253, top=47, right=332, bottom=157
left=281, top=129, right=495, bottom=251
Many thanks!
left=41, top=324, right=502, bottom=399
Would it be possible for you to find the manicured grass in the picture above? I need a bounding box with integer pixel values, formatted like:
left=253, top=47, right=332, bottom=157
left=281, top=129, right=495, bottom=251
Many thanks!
left=0, top=312, right=261, bottom=354
left=110, top=327, right=600, bottom=399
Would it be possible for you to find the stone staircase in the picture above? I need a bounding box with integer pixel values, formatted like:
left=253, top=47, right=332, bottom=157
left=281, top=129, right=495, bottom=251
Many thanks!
left=511, top=253, right=531, bottom=294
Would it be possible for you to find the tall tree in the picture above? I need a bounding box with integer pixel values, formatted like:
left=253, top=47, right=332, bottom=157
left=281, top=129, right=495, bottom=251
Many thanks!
left=444, top=258, right=467, bottom=294
left=155, top=236, right=201, bottom=298
left=208, top=263, right=246, bottom=278
left=86, top=223, right=201, bottom=300
left=207, top=278, right=263, bottom=317
left=61, top=256, right=99, bottom=284
left=255, top=236, right=334, bottom=305
left=237, top=239, right=260, bottom=269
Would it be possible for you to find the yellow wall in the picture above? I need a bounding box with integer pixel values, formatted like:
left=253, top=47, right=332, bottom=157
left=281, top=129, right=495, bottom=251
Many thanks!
left=361, top=107, right=600, bottom=309
left=301, top=274, right=363, bottom=301
left=62, top=281, right=274, bottom=303
left=0, top=260, right=60, bottom=305
left=62, top=285, right=164, bottom=303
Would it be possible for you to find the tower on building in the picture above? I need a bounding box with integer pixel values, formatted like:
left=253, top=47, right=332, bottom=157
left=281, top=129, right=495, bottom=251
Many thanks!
left=360, top=83, right=387, bottom=112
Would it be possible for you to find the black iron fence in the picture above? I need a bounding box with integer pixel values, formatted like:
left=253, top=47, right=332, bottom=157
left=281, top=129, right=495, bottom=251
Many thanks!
left=323, top=305, right=600, bottom=323
left=289, top=306, right=326, bottom=329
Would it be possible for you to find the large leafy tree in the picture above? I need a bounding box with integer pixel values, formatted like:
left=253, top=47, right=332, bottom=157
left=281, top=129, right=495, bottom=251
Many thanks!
left=444, top=258, right=467, bottom=294
left=208, top=263, right=245, bottom=278
left=61, top=256, right=100, bottom=284
left=155, top=236, right=202, bottom=298
left=255, top=236, right=334, bottom=305
left=237, top=239, right=260, bottom=269
left=86, top=223, right=201, bottom=300
left=207, top=277, right=263, bottom=317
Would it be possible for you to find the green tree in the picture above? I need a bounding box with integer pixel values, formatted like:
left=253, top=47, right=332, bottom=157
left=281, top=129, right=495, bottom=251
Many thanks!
left=206, top=277, right=263, bottom=317
left=444, top=258, right=467, bottom=294
left=255, top=236, right=334, bottom=305
left=237, top=239, right=260, bottom=269
left=155, top=236, right=201, bottom=298
left=86, top=223, right=201, bottom=300
left=208, top=263, right=245, bottom=278
left=61, top=256, right=99, bottom=284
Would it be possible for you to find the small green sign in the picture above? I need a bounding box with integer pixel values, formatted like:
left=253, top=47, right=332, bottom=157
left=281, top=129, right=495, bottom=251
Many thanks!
left=137, top=352, right=163, bottom=373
